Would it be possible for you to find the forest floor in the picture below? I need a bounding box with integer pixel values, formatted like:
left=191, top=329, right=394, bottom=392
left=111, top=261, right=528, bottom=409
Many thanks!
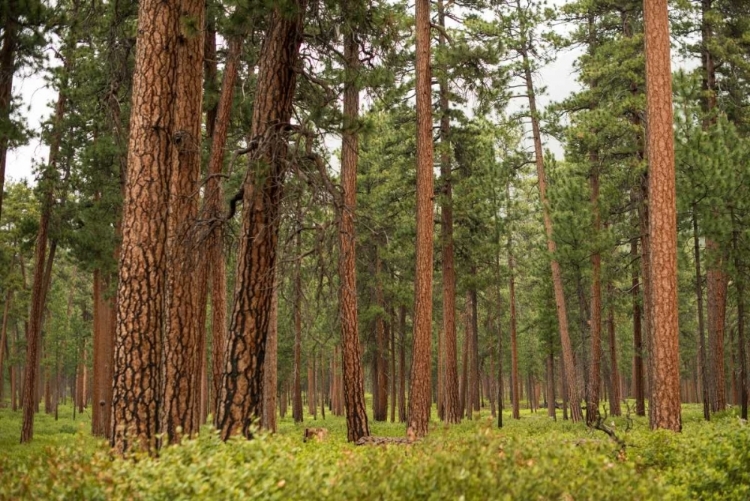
left=1, top=401, right=748, bottom=500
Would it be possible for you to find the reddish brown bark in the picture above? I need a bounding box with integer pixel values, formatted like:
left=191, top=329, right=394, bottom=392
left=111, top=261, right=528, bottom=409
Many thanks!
left=216, top=2, right=306, bottom=439
left=338, top=23, right=370, bottom=442
left=437, top=0, right=460, bottom=426
left=519, top=38, right=582, bottom=422
left=0, top=0, right=17, bottom=222
left=692, top=210, right=710, bottom=420
left=509, top=233, right=520, bottom=420
left=161, top=0, right=205, bottom=444
left=644, top=0, right=681, bottom=431
left=587, top=163, right=602, bottom=425
left=21, top=89, right=65, bottom=443
left=407, top=0, right=435, bottom=439
left=607, top=284, right=621, bottom=416
left=111, top=0, right=180, bottom=452
left=374, top=254, right=388, bottom=421
left=262, top=278, right=278, bottom=432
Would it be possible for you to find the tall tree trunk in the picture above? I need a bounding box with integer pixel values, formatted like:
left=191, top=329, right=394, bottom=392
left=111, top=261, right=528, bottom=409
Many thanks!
left=437, top=0, right=460, bottom=426
left=337, top=19, right=369, bottom=440
left=408, top=0, right=435, bottom=439
left=216, top=1, right=305, bottom=440
left=161, top=0, right=205, bottom=444
left=644, top=0, right=681, bottom=431
left=519, top=41, right=582, bottom=421
left=701, top=0, right=727, bottom=415
left=195, top=34, right=242, bottom=424
left=0, top=0, right=17, bottom=223
left=111, top=0, right=180, bottom=452
left=692, top=210, right=710, bottom=421
left=21, top=89, right=66, bottom=443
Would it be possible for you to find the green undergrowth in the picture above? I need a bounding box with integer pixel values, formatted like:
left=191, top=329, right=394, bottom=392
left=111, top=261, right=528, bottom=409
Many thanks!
left=1, top=403, right=748, bottom=500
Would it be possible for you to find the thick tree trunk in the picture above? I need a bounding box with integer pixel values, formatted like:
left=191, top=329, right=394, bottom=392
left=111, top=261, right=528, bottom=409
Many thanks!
left=337, top=24, right=369, bottom=437
left=408, top=0, right=435, bottom=439
left=111, top=0, right=180, bottom=452
left=160, top=0, right=205, bottom=444
left=216, top=3, right=305, bottom=440
left=644, top=0, right=681, bottom=431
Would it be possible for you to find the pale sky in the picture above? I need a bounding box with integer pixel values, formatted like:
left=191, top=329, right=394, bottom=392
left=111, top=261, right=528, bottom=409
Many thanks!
left=4, top=0, right=689, bottom=184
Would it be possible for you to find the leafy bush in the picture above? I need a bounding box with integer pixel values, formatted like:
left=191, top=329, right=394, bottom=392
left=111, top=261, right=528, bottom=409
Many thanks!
left=1, top=405, right=748, bottom=500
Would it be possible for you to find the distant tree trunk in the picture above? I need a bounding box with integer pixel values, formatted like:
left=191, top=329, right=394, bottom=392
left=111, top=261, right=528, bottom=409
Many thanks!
left=408, top=0, right=435, bottom=439
left=21, top=89, right=66, bottom=443
left=607, top=283, right=621, bottom=416
left=644, top=0, right=681, bottom=431
left=588, top=163, right=602, bottom=425
left=547, top=349, right=556, bottom=420
left=262, top=278, right=278, bottom=432
left=337, top=26, right=370, bottom=433
left=470, top=285, right=480, bottom=414
left=0, top=291, right=11, bottom=402
left=460, top=307, right=469, bottom=416
left=437, top=0, right=460, bottom=426
left=692, top=210, right=710, bottom=421
left=92, top=269, right=114, bottom=437
left=398, top=305, right=407, bottom=423
left=374, top=254, right=388, bottom=421
left=307, top=355, right=316, bottom=419
left=204, top=13, right=218, bottom=141
left=520, top=43, right=582, bottom=422
left=509, top=233, right=520, bottom=420
left=292, top=221, right=304, bottom=423
left=390, top=309, right=397, bottom=423
left=707, top=242, right=727, bottom=412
